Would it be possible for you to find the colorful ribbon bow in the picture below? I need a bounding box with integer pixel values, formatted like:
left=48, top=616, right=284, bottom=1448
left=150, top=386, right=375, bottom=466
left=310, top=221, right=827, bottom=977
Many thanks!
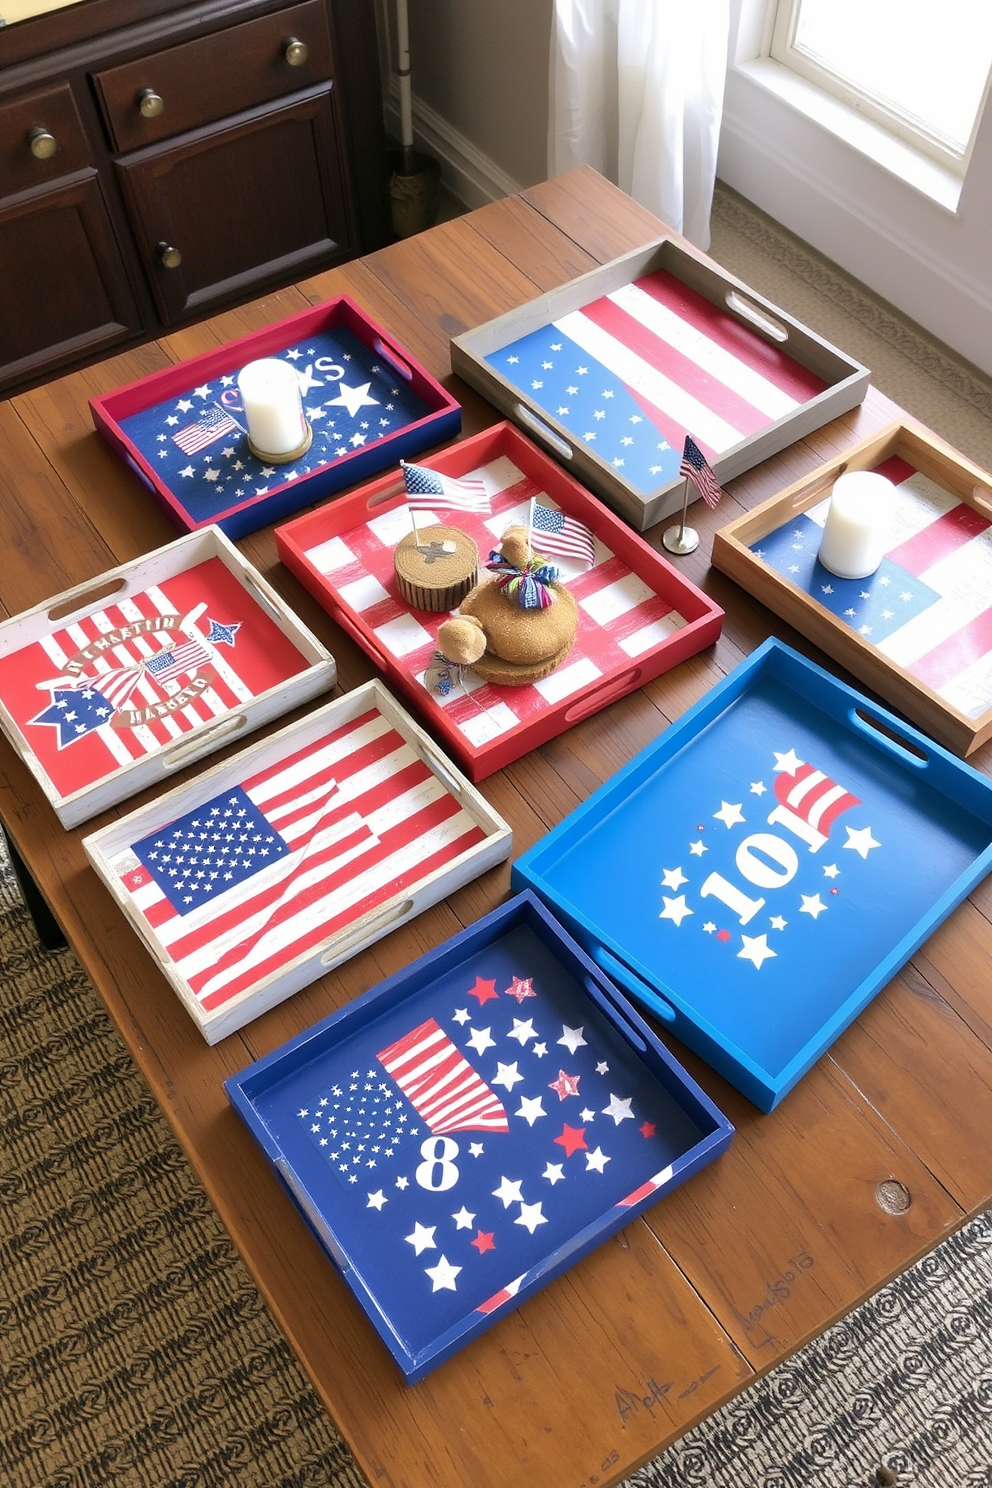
left=485, top=550, right=559, bottom=610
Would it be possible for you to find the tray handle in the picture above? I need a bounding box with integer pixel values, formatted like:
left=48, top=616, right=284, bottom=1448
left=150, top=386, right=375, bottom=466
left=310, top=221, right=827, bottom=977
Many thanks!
left=591, top=946, right=677, bottom=1025
left=161, top=712, right=248, bottom=770
left=724, top=290, right=789, bottom=344
left=273, top=1156, right=349, bottom=1270
left=333, top=606, right=391, bottom=671
left=582, top=974, right=647, bottom=1053
left=47, top=576, right=128, bottom=625
left=513, top=404, right=573, bottom=460
left=320, top=897, right=415, bottom=963
left=848, top=706, right=930, bottom=770
left=372, top=337, right=414, bottom=382
left=417, top=741, right=463, bottom=797
left=239, top=569, right=287, bottom=624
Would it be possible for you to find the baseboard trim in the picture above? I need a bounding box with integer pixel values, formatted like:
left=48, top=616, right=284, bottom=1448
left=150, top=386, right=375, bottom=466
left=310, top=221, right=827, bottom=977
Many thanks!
left=383, top=85, right=522, bottom=209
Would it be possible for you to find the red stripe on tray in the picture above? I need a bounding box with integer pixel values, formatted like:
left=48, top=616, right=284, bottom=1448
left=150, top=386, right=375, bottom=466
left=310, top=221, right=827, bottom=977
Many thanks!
left=887, top=503, right=991, bottom=577
left=909, top=606, right=992, bottom=691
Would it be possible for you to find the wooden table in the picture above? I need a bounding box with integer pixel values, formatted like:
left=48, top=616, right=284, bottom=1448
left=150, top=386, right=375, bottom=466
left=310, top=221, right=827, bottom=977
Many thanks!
left=3, top=168, right=992, bottom=1488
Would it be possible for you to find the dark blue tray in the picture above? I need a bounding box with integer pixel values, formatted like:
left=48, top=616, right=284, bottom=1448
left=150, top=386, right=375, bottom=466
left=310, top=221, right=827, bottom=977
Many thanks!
left=512, top=639, right=992, bottom=1111
left=225, top=891, right=733, bottom=1384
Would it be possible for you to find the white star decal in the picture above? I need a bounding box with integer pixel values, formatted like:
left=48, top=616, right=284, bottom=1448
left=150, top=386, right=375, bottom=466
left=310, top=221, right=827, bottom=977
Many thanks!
left=661, top=866, right=688, bottom=891
left=660, top=894, right=693, bottom=926
left=451, top=1206, right=475, bottom=1229
left=176, top=399, right=193, bottom=413
left=558, top=1025, right=587, bottom=1054
left=596, top=1061, right=609, bottom=1074
left=492, top=1061, right=524, bottom=1090
left=689, top=840, right=708, bottom=856
left=425, top=1255, right=461, bottom=1292
left=714, top=801, right=745, bottom=828
left=601, top=1094, right=635, bottom=1125
left=327, top=381, right=379, bottom=418
left=366, top=1190, right=387, bottom=1210
left=799, top=894, right=827, bottom=919
left=515, top=1201, right=548, bottom=1235
left=492, top=1175, right=524, bottom=1208
left=738, top=934, right=777, bottom=969
left=507, top=1018, right=537, bottom=1045
left=468, top=1142, right=484, bottom=1158
left=823, top=863, right=840, bottom=878
left=585, top=1147, right=611, bottom=1173
left=466, top=1026, right=496, bottom=1055
left=543, top=1162, right=565, bottom=1185
left=515, top=1095, right=546, bottom=1126
left=703, top=921, right=716, bottom=934
left=452, top=1007, right=471, bottom=1024
left=750, top=781, right=767, bottom=795
left=773, top=749, right=804, bottom=774
left=405, top=1222, right=436, bottom=1254
left=769, top=915, right=788, bottom=931
left=844, top=825, right=880, bottom=859
left=193, top=384, right=211, bottom=400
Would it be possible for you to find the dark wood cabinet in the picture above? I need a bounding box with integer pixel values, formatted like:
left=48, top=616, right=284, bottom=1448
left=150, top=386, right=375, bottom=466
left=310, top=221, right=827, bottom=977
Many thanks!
left=0, top=0, right=389, bottom=396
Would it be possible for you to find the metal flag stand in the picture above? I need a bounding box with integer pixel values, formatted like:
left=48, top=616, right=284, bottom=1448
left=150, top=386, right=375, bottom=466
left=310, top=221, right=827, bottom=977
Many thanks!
left=662, top=475, right=699, bottom=556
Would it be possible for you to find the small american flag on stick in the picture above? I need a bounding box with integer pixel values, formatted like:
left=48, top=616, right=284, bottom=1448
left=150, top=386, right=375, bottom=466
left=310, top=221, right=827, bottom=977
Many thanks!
left=680, top=434, right=724, bottom=509
left=530, top=503, right=596, bottom=569
left=402, top=461, right=490, bottom=515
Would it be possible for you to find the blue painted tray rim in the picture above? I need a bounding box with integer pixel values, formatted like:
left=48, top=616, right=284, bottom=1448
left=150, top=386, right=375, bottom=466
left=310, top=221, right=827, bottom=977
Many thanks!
left=225, top=890, right=734, bottom=1383
left=512, top=639, right=992, bottom=1110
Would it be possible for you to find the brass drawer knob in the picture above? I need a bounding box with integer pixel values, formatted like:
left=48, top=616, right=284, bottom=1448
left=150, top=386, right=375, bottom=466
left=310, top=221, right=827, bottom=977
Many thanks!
left=28, top=127, right=58, bottom=160
left=156, top=241, right=182, bottom=269
left=283, top=37, right=309, bottom=65
left=138, top=88, right=165, bottom=119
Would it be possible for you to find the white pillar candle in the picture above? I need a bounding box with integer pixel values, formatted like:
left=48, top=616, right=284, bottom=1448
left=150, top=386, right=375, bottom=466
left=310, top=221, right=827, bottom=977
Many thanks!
left=237, top=357, right=307, bottom=457
left=817, top=470, right=895, bottom=580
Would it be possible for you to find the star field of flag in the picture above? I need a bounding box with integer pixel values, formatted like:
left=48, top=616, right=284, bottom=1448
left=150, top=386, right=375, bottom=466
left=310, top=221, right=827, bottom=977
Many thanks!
left=132, top=786, right=290, bottom=914
left=485, top=269, right=826, bottom=498
left=249, top=921, right=708, bottom=1355
left=751, top=456, right=992, bottom=719
left=119, top=325, right=431, bottom=526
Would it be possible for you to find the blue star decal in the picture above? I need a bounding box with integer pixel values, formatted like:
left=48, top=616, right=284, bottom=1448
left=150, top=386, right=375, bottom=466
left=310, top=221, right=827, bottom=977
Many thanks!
left=206, top=618, right=241, bottom=646
left=30, top=688, right=114, bottom=747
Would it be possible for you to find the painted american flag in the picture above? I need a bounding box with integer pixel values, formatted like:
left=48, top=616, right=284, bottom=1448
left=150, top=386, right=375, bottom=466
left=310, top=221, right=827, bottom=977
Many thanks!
left=484, top=269, right=826, bottom=497
left=110, top=706, right=487, bottom=1013
left=751, top=454, right=992, bottom=720
left=302, top=455, right=689, bottom=755
left=172, top=405, right=242, bottom=455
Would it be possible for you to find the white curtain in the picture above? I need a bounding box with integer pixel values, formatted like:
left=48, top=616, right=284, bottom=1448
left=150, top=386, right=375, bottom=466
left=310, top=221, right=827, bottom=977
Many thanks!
left=549, top=0, right=731, bottom=249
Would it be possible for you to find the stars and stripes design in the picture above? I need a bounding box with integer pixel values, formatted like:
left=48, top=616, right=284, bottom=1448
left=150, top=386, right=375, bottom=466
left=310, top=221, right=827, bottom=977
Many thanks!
left=484, top=269, right=826, bottom=496
left=0, top=557, right=308, bottom=798
left=401, top=461, right=491, bottom=515
left=377, top=1018, right=510, bottom=1134
left=281, top=932, right=693, bottom=1362
left=752, top=455, right=992, bottom=720
left=111, top=706, right=488, bottom=1012
left=680, top=435, right=723, bottom=509
left=303, top=454, right=690, bottom=755
left=530, top=502, right=596, bottom=568
left=119, top=326, right=431, bottom=528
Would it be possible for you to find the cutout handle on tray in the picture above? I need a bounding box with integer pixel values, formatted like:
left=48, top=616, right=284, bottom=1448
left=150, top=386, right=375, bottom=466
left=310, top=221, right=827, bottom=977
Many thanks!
left=725, top=290, right=789, bottom=344
left=320, top=898, right=415, bottom=963
left=514, top=404, right=573, bottom=460
left=48, top=576, right=128, bottom=624
left=419, top=743, right=463, bottom=797
left=591, top=946, right=677, bottom=1024
left=582, top=974, right=647, bottom=1053
left=372, top=338, right=413, bottom=382
left=241, top=571, right=285, bottom=623
left=161, top=712, right=248, bottom=769
left=273, top=1158, right=348, bottom=1269
left=849, top=706, right=930, bottom=769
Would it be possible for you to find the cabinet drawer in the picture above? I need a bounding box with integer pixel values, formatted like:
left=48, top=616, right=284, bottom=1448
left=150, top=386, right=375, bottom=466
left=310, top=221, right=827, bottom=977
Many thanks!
left=0, top=83, right=91, bottom=196
left=93, top=0, right=333, bottom=153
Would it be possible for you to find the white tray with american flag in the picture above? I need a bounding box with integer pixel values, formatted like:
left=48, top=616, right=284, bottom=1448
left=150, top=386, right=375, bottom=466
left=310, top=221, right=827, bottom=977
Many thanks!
left=275, top=422, right=723, bottom=781
left=224, top=890, right=733, bottom=1383
left=0, top=527, right=336, bottom=828
left=82, top=681, right=512, bottom=1043
left=450, top=237, right=869, bottom=531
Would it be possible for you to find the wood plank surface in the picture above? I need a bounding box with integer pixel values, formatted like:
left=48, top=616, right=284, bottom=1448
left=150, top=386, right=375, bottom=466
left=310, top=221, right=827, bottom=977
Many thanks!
left=1, top=169, right=990, bottom=1488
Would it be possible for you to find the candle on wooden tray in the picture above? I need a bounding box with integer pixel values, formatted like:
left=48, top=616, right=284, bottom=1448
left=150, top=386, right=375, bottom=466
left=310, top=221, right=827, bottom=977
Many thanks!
left=237, top=357, right=311, bottom=461
left=817, top=470, right=895, bottom=580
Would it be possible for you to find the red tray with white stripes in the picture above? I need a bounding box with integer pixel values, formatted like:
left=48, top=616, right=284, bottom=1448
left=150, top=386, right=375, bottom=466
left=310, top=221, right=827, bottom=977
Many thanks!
left=274, top=422, right=724, bottom=782
left=450, top=238, right=869, bottom=531
left=82, top=681, right=512, bottom=1044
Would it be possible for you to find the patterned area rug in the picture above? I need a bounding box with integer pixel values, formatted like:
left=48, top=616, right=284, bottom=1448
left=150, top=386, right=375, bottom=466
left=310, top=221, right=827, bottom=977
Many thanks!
left=4, top=189, right=992, bottom=1488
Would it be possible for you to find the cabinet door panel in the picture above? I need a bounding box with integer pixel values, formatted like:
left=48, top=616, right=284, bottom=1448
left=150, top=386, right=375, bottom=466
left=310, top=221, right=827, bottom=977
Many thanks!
left=117, top=87, right=354, bottom=324
left=0, top=171, right=139, bottom=385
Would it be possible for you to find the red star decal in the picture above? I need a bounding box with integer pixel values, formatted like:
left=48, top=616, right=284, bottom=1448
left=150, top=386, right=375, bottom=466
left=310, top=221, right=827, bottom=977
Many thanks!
left=548, top=1069, right=581, bottom=1100
left=471, top=1230, right=496, bottom=1254
left=554, top=1123, right=588, bottom=1157
left=639, top=1121, right=656, bottom=1139
left=716, top=928, right=732, bottom=943
left=468, top=976, right=498, bottom=1005
left=505, top=974, right=536, bottom=1003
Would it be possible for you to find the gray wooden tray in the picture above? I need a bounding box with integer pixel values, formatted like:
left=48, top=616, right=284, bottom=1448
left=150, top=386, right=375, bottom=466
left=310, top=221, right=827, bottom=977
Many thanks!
left=451, top=237, right=869, bottom=531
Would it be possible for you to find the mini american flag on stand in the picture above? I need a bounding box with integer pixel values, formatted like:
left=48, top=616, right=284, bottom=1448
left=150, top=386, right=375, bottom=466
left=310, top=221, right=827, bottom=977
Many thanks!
left=401, top=461, right=491, bottom=515
left=172, top=405, right=242, bottom=455
left=680, top=435, right=724, bottom=509
left=530, top=503, right=596, bottom=570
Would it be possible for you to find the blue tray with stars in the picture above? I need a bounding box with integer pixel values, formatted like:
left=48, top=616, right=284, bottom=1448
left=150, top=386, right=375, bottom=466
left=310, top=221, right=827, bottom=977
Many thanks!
left=90, top=298, right=462, bottom=539
left=224, top=890, right=733, bottom=1384
left=512, top=638, right=992, bottom=1111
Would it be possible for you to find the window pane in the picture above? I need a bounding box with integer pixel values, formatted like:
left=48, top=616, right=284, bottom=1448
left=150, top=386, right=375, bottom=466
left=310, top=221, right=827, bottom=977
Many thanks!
left=793, top=0, right=992, bottom=153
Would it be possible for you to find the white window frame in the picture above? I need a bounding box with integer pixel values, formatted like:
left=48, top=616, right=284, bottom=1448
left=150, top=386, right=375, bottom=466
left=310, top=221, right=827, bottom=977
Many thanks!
left=766, top=0, right=992, bottom=178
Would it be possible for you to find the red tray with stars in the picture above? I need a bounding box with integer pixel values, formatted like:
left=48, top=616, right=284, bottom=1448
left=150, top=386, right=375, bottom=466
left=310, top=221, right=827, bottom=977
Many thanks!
left=89, top=297, right=461, bottom=540
left=224, top=890, right=734, bottom=1384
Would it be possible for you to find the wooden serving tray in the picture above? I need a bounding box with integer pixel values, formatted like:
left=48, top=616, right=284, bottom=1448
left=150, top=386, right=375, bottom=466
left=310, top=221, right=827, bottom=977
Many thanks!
left=225, top=890, right=733, bottom=1383
left=82, top=681, right=512, bottom=1044
left=450, top=237, right=868, bottom=531
left=712, top=420, right=992, bottom=756
left=275, top=422, right=723, bottom=781
left=0, top=526, right=335, bottom=828
left=90, top=297, right=461, bottom=539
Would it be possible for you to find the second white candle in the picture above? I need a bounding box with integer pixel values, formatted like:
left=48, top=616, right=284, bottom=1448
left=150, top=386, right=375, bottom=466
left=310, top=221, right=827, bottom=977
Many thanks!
left=817, top=470, right=895, bottom=580
left=237, top=358, right=308, bottom=457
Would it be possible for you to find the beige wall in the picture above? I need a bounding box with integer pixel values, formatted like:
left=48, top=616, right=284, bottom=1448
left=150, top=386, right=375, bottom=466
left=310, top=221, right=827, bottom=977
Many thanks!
left=380, top=0, right=553, bottom=196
